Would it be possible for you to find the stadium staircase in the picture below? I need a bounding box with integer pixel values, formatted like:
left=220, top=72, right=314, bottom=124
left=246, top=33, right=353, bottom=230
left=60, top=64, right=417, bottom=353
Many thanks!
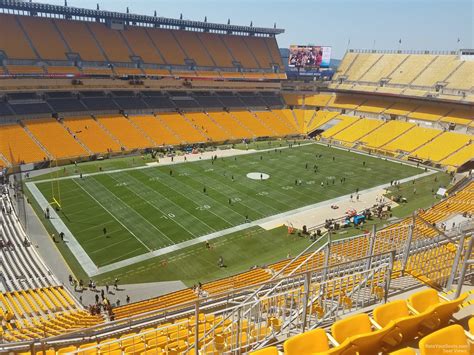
left=59, top=121, right=94, bottom=156
left=243, top=40, right=263, bottom=69
left=13, top=15, right=41, bottom=60
left=50, top=20, right=73, bottom=54
left=18, top=121, right=53, bottom=160
left=272, top=110, right=300, bottom=133
left=401, top=129, right=444, bottom=155
left=340, top=53, right=360, bottom=78
left=228, top=112, right=257, bottom=138
left=143, top=30, right=167, bottom=64
left=290, top=110, right=303, bottom=131
left=180, top=113, right=211, bottom=141
left=196, top=34, right=218, bottom=68
left=84, top=22, right=110, bottom=63
left=407, top=55, right=439, bottom=86
left=170, top=31, right=191, bottom=62
left=250, top=111, right=280, bottom=136
left=91, top=115, right=125, bottom=149
left=153, top=114, right=188, bottom=144
left=356, top=54, right=386, bottom=82
left=436, top=140, right=472, bottom=163
left=117, top=31, right=137, bottom=61
left=443, top=61, right=469, bottom=84
left=125, top=115, right=159, bottom=146
left=302, top=110, right=320, bottom=133
left=203, top=111, right=236, bottom=139
left=386, top=54, right=412, bottom=79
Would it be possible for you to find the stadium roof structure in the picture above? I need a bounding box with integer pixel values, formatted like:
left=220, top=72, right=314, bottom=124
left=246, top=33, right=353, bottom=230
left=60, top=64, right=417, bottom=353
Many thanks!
left=0, top=0, right=285, bottom=36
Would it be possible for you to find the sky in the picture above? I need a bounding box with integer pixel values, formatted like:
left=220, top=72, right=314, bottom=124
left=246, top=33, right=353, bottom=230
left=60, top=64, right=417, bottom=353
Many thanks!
left=35, top=0, right=473, bottom=59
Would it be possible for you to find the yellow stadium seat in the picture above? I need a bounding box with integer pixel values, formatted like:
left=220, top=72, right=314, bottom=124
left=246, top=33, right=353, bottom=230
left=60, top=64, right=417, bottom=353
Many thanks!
left=389, top=348, right=417, bottom=355
left=284, top=328, right=330, bottom=354
left=373, top=300, right=437, bottom=342
left=141, top=347, right=164, bottom=354
left=469, top=317, right=474, bottom=334
left=419, top=324, right=471, bottom=355
left=249, top=346, right=279, bottom=355
left=57, top=345, right=77, bottom=354
left=77, top=342, right=98, bottom=354
left=408, top=289, right=467, bottom=326
left=331, top=313, right=398, bottom=354
left=124, top=342, right=146, bottom=354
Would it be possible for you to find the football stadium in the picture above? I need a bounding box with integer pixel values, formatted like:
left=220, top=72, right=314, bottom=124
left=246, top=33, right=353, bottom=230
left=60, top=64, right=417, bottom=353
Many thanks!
left=0, top=0, right=473, bottom=353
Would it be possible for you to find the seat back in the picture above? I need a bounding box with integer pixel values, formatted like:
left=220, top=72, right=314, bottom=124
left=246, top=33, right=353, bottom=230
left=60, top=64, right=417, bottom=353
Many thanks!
left=249, top=346, right=279, bottom=355
left=392, top=311, right=435, bottom=342
left=430, top=293, right=467, bottom=327
left=419, top=324, right=470, bottom=355
left=373, top=300, right=410, bottom=327
left=408, top=289, right=439, bottom=313
left=331, top=313, right=372, bottom=344
left=349, top=322, right=397, bottom=355
left=284, top=328, right=330, bottom=355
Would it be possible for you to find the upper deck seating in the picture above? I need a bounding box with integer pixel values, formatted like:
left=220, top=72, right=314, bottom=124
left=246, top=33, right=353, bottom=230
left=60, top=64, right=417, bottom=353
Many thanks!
left=173, top=30, right=215, bottom=67
left=389, top=55, right=436, bottom=85
left=146, top=28, right=187, bottom=66
left=18, top=16, right=68, bottom=61
left=54, top=19, right=106, bottom=62
left=0, top=14, right=37, bottom=59
left=87, top=22, right=132, bottom=62
left=221, top=35, right=259, bottom=68
left=197, top=33, right=235, bottom=68
left=120, top=26, right=164, bottom=65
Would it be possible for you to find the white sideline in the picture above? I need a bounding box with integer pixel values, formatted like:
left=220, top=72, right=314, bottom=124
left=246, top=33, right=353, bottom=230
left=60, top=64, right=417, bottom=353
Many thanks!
left=26, top=182, right=99, bottom=275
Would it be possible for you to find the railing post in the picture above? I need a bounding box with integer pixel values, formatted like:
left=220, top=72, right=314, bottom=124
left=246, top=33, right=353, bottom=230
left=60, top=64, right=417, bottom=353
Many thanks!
left=401, top=215, right=416, bottom=275
left=446, top=233, right=466, bottom=291
left=384, top=250, right=396, bottom=303
left=320, top=233, right=331, bottom=297
left=235, top=307, right=242, bottom=352
left=455, top=236, right=473, bottom=299
left=301, top=271, right=312, bottom=333
left=194, top=300, right=200, bottom=355
left=366, top=225, right=376, bottom=270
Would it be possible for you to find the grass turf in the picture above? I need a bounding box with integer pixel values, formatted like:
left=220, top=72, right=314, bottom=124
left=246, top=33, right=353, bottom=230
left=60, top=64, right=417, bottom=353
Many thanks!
left=31, top=143, right=423, bottom=269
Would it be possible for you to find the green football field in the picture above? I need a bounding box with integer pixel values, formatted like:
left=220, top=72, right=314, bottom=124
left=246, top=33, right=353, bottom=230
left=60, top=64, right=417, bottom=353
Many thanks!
left=33, top=143, right=424, bottom=269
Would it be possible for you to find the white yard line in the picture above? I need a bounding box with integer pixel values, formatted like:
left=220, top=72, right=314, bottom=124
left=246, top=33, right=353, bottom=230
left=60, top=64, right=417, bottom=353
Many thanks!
left=89, top=169, right=436, bottom=277
left=71, top=179, right=153, bottom=252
